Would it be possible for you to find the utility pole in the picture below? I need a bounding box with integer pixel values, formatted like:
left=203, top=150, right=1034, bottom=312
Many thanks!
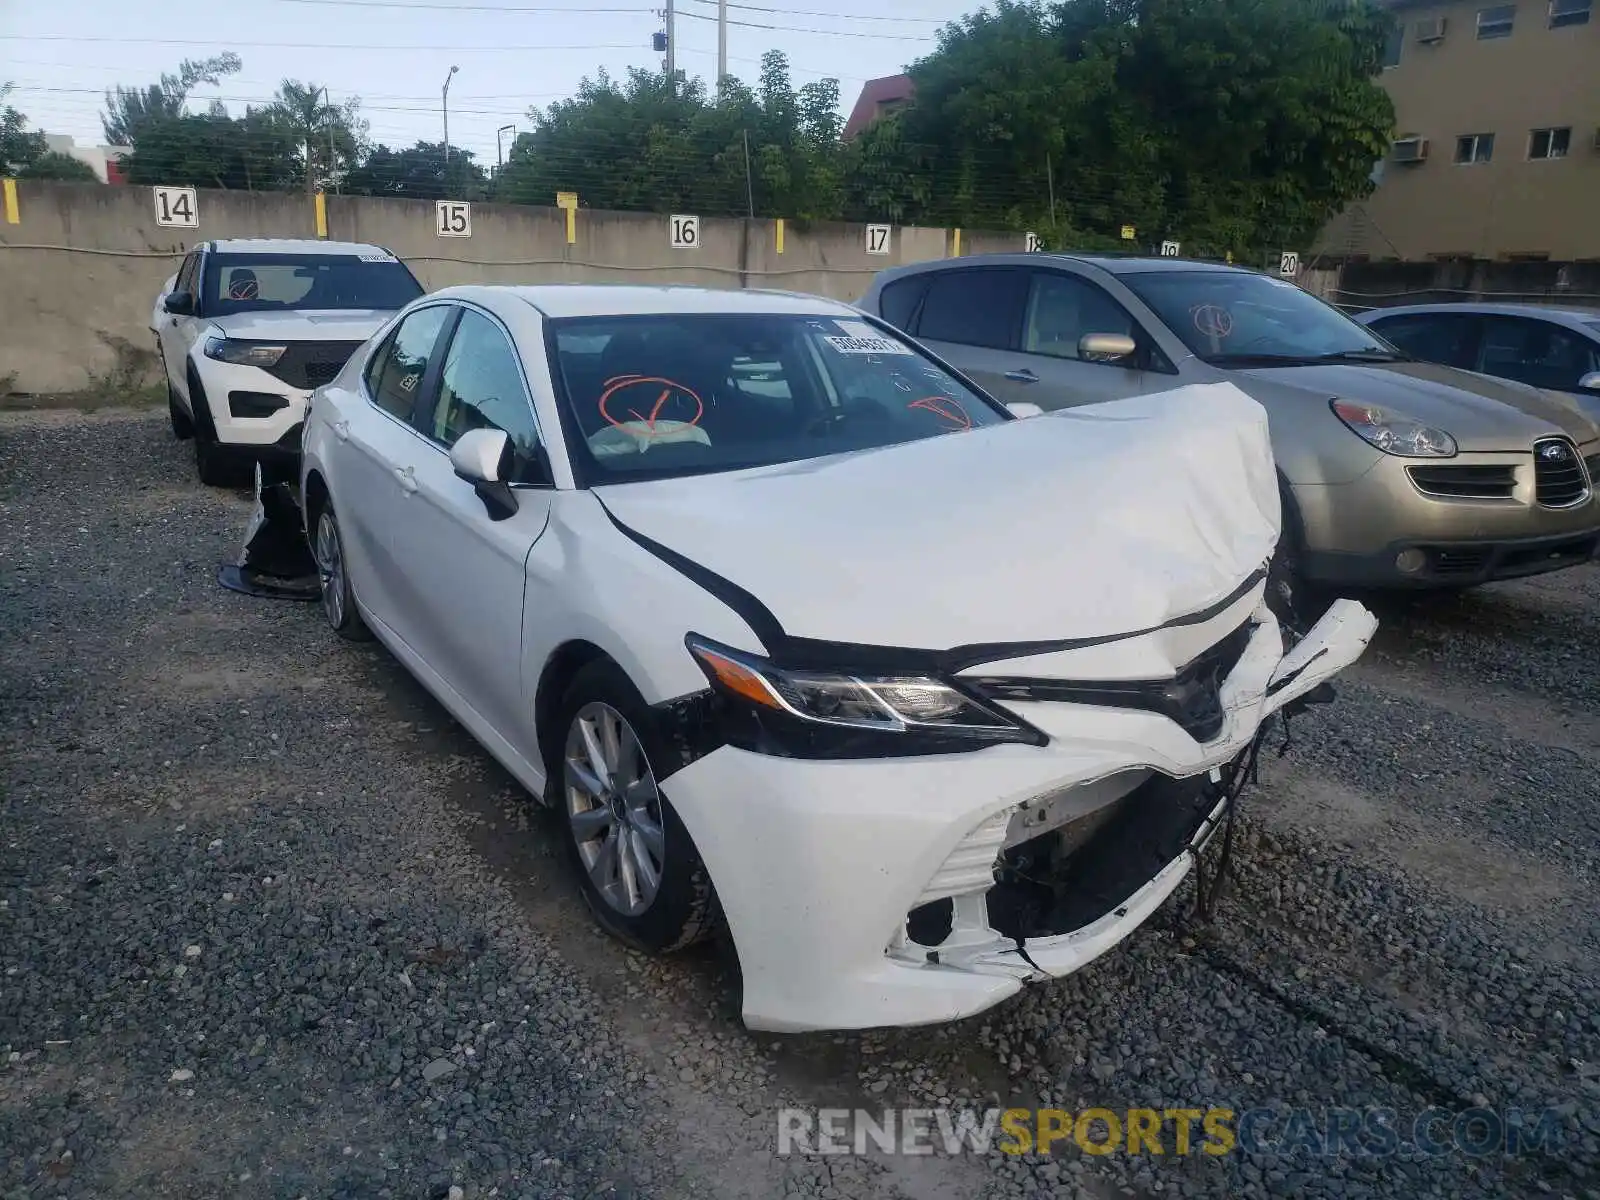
left=717, top=0, right=727, bottom=87
left=669, top=0, right=677, bottom=80
left=496, top=124, right=516, bottom=174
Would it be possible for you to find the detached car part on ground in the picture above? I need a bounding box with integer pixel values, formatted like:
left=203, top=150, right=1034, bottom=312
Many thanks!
left=859, top=256, right=1600, bottom=594
left=150, top=239, right=425, bottom=486
left=287, top=284, right=1375, bottom=1032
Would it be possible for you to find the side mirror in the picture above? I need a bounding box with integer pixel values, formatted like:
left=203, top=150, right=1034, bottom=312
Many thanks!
left=164, top=290, right=195, bottom=316
left=1579, top=371, right=1600, bottom=393
left=1006, top=401, right=1045, bottom=419
left=450, top=427, right=519, bottom=520
left=1079, top=332, right=1137, bottom=361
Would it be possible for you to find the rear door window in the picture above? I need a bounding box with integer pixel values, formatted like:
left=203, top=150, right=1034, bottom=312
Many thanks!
left=366, top=305, right=453, bottom=423
left=1366, top=313, right=1480, bottom=369
left=1479, top=317, right=1600, bottom=390
left=915, top=269, right=1028, bottom=350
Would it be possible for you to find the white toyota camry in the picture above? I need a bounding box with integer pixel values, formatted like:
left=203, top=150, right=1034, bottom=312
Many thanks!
left=299, top=283, right=1376, bottom=1033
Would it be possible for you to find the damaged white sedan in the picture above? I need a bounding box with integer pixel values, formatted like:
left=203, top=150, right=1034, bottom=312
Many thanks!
left=299, top=284, right=1376, bottom=1032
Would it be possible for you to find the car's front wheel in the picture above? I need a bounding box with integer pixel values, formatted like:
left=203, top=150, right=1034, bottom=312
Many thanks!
left=555, top=660, right=720, bottom=954
left=312, top=505, right=371, bottom=642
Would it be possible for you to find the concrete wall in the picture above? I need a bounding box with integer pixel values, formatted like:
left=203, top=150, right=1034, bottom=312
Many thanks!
left=1328, top=258, right=1600, bottom=310
left=0, top=182, right=1025, bottom=393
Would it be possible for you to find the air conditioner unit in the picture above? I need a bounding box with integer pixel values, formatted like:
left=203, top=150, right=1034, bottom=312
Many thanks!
left=1392, top=136, right=1429, bottom=163
left=1415, top=16, right=1447, bottom=41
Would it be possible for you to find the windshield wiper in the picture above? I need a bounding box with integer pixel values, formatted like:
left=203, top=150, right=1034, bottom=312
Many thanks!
left=1204, top=353, right=1322, bottom=367
left=1311, top=348, right=1410, bottom=363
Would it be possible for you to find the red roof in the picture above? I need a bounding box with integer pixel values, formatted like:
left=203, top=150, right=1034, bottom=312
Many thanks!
left=842, top=74, right=915, bottom=140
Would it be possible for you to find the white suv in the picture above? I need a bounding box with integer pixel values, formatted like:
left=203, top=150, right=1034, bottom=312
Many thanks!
left=150, top=239, right=425, bottom=485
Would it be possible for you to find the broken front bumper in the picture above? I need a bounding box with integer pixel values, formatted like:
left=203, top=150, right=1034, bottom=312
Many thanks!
left=661, top=596, right=1376, bottom=1033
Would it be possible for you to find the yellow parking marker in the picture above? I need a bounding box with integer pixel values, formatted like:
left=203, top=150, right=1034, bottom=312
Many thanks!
left=314, top=190, right=328, bottom=238
left=556, top=191, right=579, bottom=245
left=950, top=227, right=962, bottom=257
left=775, top=218, right=785, bottom=255
left=2, top=178, right=19, bottom=225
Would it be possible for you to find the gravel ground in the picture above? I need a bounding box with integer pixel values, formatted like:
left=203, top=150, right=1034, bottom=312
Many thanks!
left=3, top=408, right=1598, bottom=1200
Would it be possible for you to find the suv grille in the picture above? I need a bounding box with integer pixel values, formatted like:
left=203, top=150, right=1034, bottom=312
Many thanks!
left=969, top=620, right=1254, bottom=744
left=1407, top=464, right=1516, bottom=499
left=1532, top=437, right=1590, bottom=508
left=262, top=341, right=367, bottom=390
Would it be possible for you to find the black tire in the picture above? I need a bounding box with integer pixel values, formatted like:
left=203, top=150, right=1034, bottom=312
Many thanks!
left=1267, top=479, right=1328, bottom=642
left=310, top=503, right=372, bottom=642
left=186, top=368, right=248, bottom=488
left=166, top=370, right=193, bottom=441
left=552, top=659, right=721, bottom=954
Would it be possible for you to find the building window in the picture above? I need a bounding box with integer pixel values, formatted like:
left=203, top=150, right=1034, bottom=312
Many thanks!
left=1476, top=4, right=1517, bottom=36
left=1529, top=127, right=1571, bottom=158
left=1455, top=133, right=1495, bottom=163
left=1383, top=24, right=1404, bottom=65
left=1549, top=0, right=1591, bottom=25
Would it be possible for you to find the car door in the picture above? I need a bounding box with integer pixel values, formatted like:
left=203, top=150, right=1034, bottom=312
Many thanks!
left=334, top=302, right=456, bottom=634
left=381, top=304, right=556, bottom=753
left=1363, top=311, right=1482, bottom=370
left=1001, top=268, right=1174, bottom=410
left=156, top=250, right=203, bottom=400
left=903, top=267, right=1030, bottom=399
left=1476, top=315, right=1600, bottom=394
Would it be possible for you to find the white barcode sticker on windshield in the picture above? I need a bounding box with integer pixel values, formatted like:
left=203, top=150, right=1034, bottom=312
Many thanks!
left=823, top=335, right=915, bottom=356
left=359, top=252, right=398, bottom=262
left=835, top=319, right=881, bottom=341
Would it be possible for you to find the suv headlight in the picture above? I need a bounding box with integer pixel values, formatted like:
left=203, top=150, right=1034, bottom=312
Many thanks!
left=685, top=634, right=1044, bottom=758
left=1331, top=399, right=1456, bottom=457
left=204, top=336, right=287, bottom=368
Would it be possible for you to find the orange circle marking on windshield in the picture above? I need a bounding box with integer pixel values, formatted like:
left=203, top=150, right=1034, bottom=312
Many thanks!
left=598, top=375, right=705, bottom=435
left=1192, top=305, right=1232, bottom=337
left=908, top=396, right=972, bottom=429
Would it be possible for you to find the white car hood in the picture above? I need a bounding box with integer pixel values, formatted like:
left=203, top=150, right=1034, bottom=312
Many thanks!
left=206, top=309, right=394, bottom=341
left=595, top=383, right=1282, bottom=650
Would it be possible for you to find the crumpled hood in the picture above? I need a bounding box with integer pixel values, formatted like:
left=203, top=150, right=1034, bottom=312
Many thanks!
left=207, top=309, right=393, bottom=343
left=595, top=383, right=1281, bottom=650
left=1237, top=361, right=1600, bottom=450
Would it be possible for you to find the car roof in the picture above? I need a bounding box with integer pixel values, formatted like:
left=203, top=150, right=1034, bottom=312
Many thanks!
left=870, top=251, right=1252, bottom=282
left=205, top=238, right=394, bottom=257
left=430, top=283, right=862, bottom=319
left=1360, top=301, right=1600, bottom=325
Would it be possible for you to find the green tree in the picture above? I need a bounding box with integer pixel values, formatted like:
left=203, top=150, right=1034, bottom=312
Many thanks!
left=1, top=83, right=48, bottom=175
left=345, top=141, right=488, bottom=201
left=847, top=0, right=1394, bottom=254
left=102, top=53, right=242, bottom=146
left=121, top=110, right=303, bottom=191
left=495, top=53, right=845, bottom=219
left=259, top=80, right=367, bottom=192
left=18, top=151, right=99, bottom=182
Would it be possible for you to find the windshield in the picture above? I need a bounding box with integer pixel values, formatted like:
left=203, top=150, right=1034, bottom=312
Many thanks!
left=1121, top=270, right=1401, bottom=366
left=548, top=313, right=1008, bottom=483
left=202, top=253, right=424, bottom=316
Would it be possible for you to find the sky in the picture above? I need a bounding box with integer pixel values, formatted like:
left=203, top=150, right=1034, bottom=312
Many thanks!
left=0, top=0, right=974, bottom=167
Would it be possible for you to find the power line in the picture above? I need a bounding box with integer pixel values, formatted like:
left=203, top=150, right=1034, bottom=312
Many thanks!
left=675, top=10, right=932, bottom=40
left=268, top=0, right=652, bottom=12
left=676, top=0, right=943, bottom=22
left=0, top=34, right=646, bottom=52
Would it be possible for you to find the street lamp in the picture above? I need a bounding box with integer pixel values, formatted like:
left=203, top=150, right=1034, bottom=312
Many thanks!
left=496, top=124, right=516, bottom=173
left=441, top=65, right=459, bottom=172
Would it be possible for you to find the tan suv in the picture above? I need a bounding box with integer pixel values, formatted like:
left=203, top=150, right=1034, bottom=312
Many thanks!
left=858, top=254, right=1600, bottom=593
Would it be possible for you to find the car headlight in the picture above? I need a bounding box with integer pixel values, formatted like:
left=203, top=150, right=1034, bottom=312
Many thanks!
left=685, top=634, right=1044, bottom=758
left=1331, top=399, right=1456, bottom=457
left=204, top=336, right=287, bottom=368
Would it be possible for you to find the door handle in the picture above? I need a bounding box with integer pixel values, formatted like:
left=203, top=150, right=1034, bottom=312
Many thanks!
left=332, top=419, right=350, bottom=441
left=1004, top=368, right=1039, bottom=383
left=395, top=464, right=418, bottom=494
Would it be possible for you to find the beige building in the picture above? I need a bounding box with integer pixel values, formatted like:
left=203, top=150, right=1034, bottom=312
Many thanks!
left=1318, top=0, right=1599, bottom=261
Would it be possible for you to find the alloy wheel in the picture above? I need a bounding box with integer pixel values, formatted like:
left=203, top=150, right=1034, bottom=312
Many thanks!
left=563, top=702, right=667, bottom=916
left=314, top=510, right=346, bottom=629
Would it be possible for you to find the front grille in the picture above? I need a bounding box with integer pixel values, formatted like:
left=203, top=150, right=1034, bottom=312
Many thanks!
left=969, top=619, right=1254, bottom=744
left=1586, top=453, right=1600, bottom=486
left=262, top=341, right=366, bottom=390
left=1533, top=437, right=1591, bottom=508
left=227, top=390, right=290, bottom=418
left=1407, top=464, right=1516, bottom=499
